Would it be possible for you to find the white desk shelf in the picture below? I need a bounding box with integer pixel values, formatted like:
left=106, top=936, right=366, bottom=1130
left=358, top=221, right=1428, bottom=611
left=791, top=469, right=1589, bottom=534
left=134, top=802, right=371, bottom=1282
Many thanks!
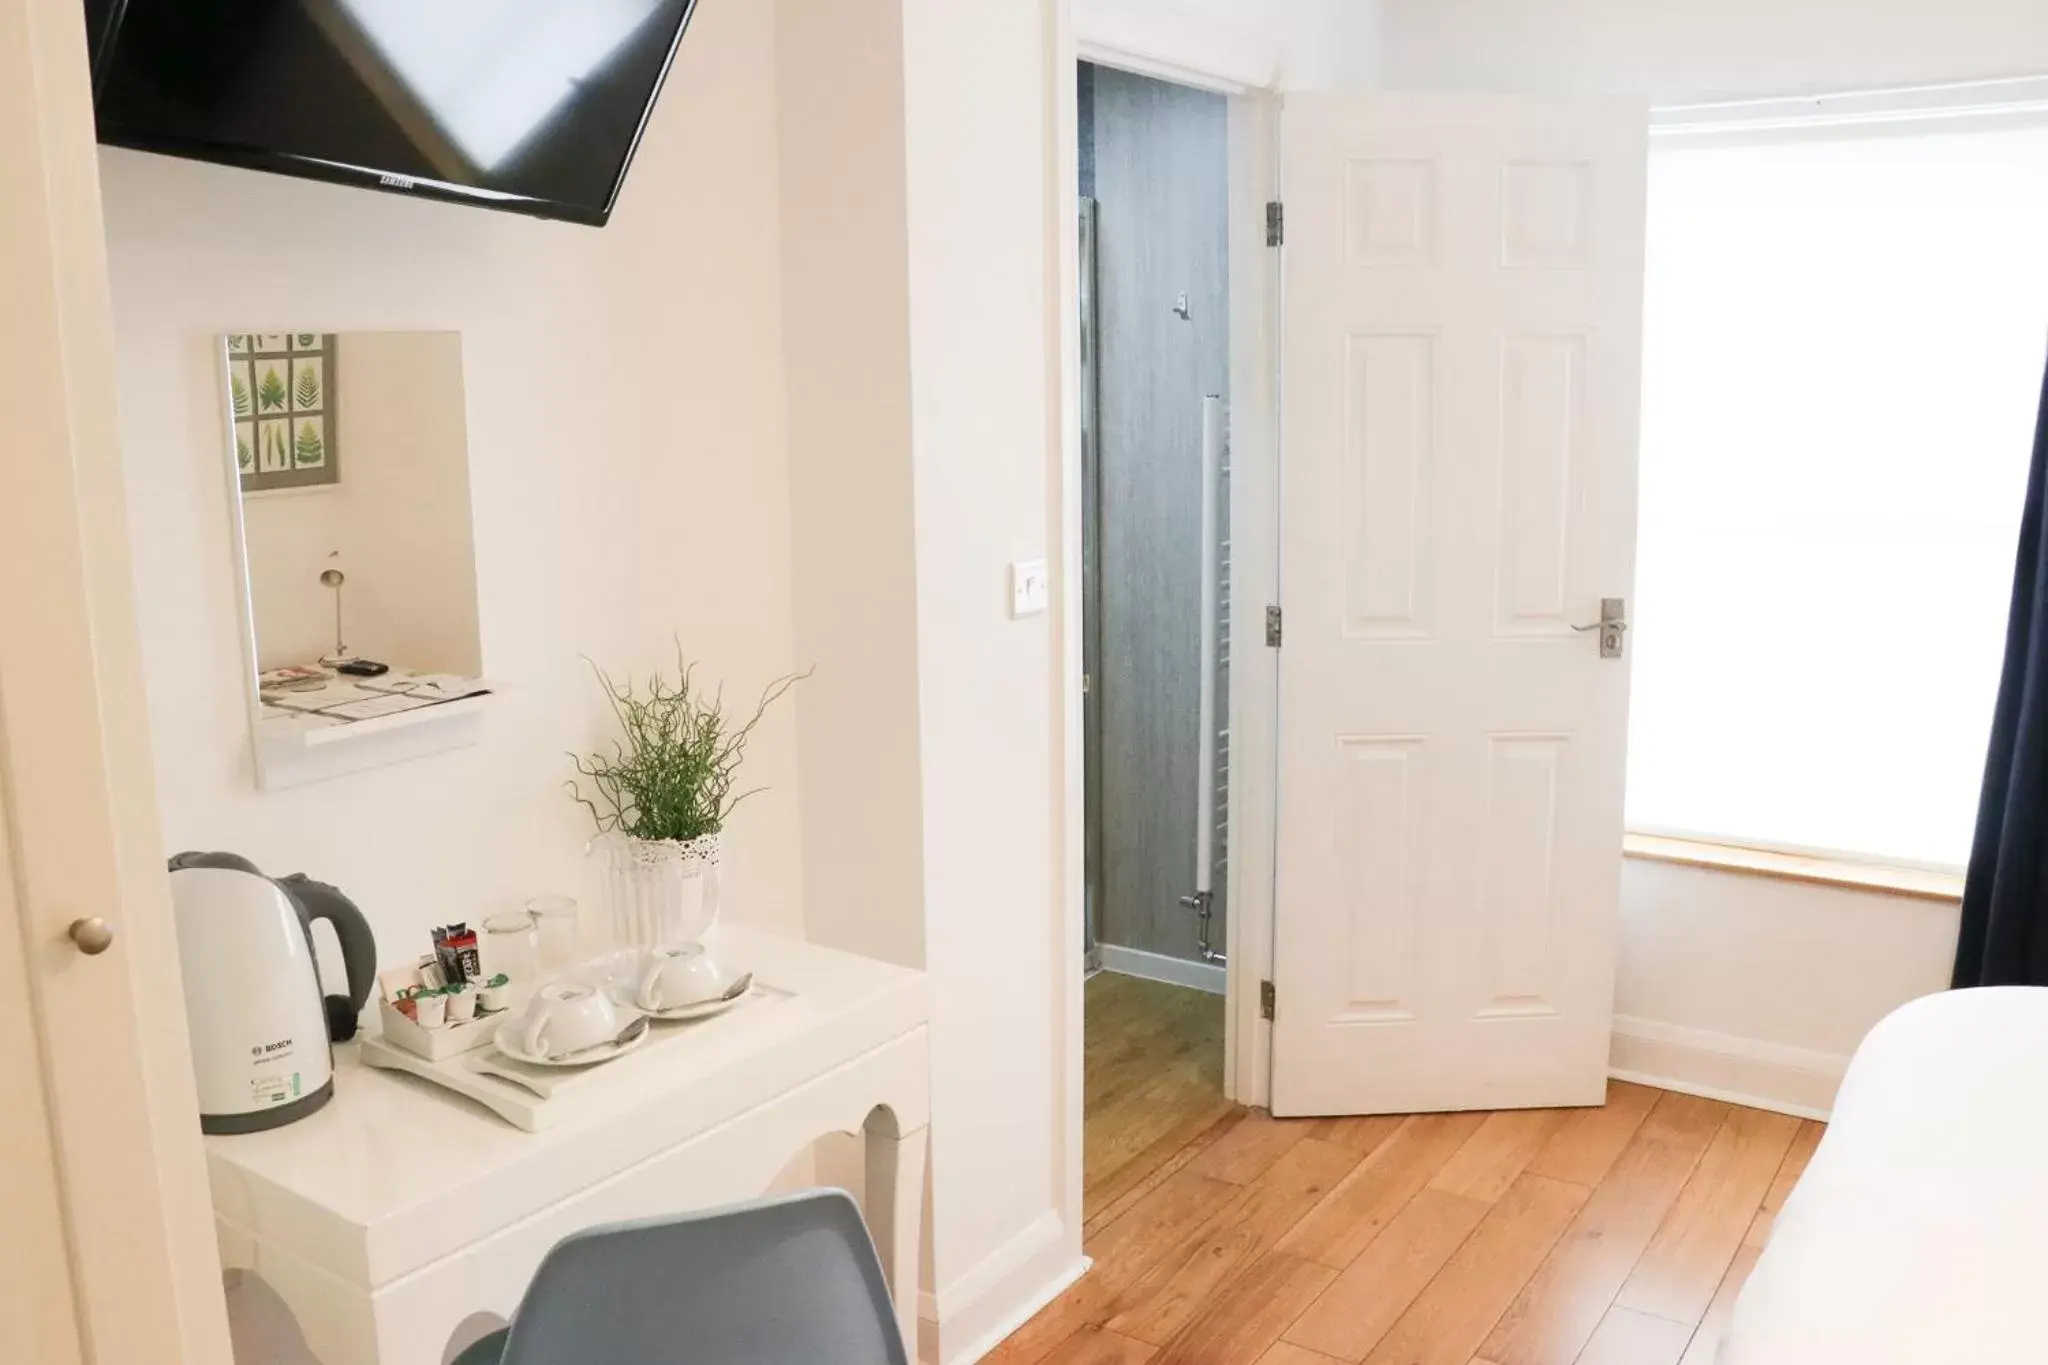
left=206, top=927, right=929, bottom=1364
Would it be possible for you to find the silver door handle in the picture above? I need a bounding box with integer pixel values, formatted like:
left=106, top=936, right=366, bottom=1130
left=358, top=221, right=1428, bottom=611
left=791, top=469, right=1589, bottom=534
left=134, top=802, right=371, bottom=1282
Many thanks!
left=1571, top=598, right=1628, bottom=659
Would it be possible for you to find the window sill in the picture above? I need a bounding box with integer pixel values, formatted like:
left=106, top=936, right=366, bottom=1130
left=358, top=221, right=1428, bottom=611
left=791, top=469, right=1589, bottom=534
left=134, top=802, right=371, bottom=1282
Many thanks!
left=1622, top=833, right=1965, bottom=903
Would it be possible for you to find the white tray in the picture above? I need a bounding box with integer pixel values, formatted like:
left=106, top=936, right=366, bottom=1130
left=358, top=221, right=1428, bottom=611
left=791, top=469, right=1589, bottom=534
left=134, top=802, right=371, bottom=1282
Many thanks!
left=359, top=986, right=778, bottom=1131
left=361, top=1035, right=554, bottom=1130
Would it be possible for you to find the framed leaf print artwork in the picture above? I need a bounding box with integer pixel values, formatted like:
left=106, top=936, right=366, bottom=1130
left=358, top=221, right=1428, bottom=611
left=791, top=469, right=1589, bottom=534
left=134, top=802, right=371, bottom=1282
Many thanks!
left=231, top=333, right=340, bottom=492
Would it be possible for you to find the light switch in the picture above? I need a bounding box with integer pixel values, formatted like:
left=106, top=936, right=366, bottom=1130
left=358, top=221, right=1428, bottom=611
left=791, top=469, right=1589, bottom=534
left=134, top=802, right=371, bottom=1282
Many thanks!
left=1010, top=559, right=1050, bottom=618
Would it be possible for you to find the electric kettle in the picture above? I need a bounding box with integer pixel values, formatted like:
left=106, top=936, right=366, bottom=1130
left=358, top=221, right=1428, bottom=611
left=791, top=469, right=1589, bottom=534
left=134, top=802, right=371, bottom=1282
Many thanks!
left=168, top=852, right=377, bottom=1134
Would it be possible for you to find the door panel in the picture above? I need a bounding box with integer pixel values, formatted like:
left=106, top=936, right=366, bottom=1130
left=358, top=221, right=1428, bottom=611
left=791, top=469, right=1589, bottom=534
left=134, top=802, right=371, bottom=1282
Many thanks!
left=1341, top=332, right=1434, bottom=636
left=1496, top=334, right=1586, bottom=632
left=1335, top=734, right=1424, bottom=1020
left=0, top=808, right=86, bottom=1365
left=1271, top=94, right=1647, bottom=1116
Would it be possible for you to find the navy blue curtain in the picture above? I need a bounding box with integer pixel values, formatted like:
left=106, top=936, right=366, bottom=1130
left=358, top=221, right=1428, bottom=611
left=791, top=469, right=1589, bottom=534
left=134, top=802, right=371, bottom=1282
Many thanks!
left=1955, top=358, right=2048, bottom=987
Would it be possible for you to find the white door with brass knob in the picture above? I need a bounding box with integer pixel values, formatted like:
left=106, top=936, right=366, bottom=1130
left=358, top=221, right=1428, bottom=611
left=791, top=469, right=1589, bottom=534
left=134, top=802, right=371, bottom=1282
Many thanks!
left=0, top=2, right=231, bottom=1361
left=1270, top=94, right=1647, bottom=1116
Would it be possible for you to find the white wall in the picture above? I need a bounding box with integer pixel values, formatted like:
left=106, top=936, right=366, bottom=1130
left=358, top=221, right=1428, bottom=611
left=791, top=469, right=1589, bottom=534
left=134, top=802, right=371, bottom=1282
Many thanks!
left=104, top=0, right=805, bottom=990
left=771, top=4, right=1088, bottom=1358
left=1381, top=0, right=2048, bottom=101
left=772, top=0, right=933, bottom=1288
left=1613, top=861, right=1959, bottom=1115
left=775, top=0, right=929, bottom=973
left=241, top=332, right=482, bottom=676
left=900, top=0, right=1076, bottom=1356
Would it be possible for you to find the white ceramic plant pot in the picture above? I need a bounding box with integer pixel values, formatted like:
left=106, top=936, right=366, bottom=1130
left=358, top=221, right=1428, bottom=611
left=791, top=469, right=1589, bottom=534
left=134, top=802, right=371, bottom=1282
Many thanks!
left=592, top=832, right=723, bottom=955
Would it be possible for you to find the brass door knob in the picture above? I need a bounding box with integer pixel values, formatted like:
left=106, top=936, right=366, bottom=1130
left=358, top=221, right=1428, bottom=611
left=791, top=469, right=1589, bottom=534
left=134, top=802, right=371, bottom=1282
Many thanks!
left=67, top=917, right=115, bottom=956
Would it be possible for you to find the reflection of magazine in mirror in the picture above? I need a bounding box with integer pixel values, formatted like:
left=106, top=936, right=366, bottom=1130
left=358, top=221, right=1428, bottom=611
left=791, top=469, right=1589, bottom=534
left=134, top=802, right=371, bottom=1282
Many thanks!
left=259, top=665, right=329, bottom=692
left=320, top=694, right=440, bottom=722
left=262, top=682, right=385, bottom=714
left=357, top=675, right=491, bottom=702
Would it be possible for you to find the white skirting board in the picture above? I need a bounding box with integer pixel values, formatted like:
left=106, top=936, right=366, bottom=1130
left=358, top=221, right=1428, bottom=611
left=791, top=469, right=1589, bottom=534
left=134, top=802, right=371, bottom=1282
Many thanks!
left=1609, top=1015, right=1849, bottom=1121
left=1096, top=943, right=1227, bottom=995
left=916, top=1208, right=1085, bottom=1365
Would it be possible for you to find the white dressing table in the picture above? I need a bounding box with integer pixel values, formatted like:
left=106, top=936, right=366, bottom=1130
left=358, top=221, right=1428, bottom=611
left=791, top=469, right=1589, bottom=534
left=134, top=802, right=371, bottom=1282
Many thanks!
left=206, top=928, right=929, bottom=1364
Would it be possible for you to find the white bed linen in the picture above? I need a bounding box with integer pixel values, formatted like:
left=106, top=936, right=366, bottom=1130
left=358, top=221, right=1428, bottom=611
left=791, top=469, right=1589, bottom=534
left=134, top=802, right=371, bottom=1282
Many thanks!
left=1723, top=986, right=2048, bottom=1364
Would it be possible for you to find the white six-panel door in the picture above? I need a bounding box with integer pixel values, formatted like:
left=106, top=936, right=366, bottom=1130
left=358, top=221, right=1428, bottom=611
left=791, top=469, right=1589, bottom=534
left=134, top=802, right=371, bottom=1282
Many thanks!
left=1271, top=95, right=1647, bottom=1116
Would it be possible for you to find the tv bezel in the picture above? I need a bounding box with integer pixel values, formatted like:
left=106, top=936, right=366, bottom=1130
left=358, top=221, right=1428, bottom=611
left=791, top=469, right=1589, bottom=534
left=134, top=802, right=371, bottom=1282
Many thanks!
left=85, top=0, right=701, bottom=228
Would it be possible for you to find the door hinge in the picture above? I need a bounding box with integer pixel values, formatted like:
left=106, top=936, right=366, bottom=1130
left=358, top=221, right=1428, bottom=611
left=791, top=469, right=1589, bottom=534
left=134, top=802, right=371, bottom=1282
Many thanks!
left=1265, top=604, right=1283, bottom=648
left=1265, top=201, right=1284, bottom=247
left=1260, top=979, right=1276, bottom=1021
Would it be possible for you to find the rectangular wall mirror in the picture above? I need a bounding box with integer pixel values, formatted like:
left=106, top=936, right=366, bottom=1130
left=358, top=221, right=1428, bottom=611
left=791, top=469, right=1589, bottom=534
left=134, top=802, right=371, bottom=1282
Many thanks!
left=219, top=329, right=488, bottom=788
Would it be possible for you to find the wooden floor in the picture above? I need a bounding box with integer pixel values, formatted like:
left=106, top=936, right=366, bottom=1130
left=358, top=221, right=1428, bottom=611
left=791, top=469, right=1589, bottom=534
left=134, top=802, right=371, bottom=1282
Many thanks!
left=1083, top=972, right=1234, bottom=1224
left=1003, top=973, right=1824, bottom=1365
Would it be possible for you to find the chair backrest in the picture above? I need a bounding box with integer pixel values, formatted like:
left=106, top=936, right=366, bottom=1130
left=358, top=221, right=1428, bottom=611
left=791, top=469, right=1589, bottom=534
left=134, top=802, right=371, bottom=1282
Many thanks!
left=497, top=1190, right=908, bottom=1365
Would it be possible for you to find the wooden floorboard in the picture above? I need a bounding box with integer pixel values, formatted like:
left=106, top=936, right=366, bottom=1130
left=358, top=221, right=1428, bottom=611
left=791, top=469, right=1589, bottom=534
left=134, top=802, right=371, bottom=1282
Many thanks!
left=1000, top=975, right=1827, bottom=1365
left=1282, top=1189, right=1488, bottom=1361
left=1359, top=1173, right=1590, bottom=1365
left=1086, top=1107, right=1246, bottom=1241
left=1277, top=1113, right=1488, bottom=1269
left=1479, top=1092, right=1727, bottom=1365
left=1083, top=973, right=1233, bottom=1223
left=1109, top=1139, right=1362, bottom=1345
left=1612, top=1106, right=1798, bottom=1325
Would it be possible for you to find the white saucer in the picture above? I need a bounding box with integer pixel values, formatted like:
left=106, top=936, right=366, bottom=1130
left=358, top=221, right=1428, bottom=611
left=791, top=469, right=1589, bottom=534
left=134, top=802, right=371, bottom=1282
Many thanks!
left=607, top=982, right=753, bottom=1022
left=493, top=1020, right=650, bottom=1068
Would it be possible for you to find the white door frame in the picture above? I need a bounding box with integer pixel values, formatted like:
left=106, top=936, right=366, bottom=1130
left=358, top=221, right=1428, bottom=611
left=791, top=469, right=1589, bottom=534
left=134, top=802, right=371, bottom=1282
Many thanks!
left=1053, top=11, right=1287, bottom=1203
left=1214, top=85, right=1282, bottom=1113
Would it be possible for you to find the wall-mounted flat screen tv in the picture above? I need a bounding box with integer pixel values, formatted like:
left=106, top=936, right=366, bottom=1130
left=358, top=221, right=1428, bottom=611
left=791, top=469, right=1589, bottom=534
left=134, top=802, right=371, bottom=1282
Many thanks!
left=84, top=0, right=701, bottom=226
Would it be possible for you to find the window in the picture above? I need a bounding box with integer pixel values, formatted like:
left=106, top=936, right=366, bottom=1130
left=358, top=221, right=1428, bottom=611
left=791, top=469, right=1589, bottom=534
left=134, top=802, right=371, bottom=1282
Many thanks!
left=1626, top=125, right=2048, bottom=867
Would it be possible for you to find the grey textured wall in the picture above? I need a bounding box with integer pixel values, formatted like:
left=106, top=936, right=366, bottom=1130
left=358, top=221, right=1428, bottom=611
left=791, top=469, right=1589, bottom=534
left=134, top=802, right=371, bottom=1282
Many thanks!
left=1086, top=64, right=1229, bottom=965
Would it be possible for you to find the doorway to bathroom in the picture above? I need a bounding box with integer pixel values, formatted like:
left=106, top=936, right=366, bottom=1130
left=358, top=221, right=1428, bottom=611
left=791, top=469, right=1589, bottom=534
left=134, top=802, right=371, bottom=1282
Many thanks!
left=1077, top=58, right=1238, bottom=1218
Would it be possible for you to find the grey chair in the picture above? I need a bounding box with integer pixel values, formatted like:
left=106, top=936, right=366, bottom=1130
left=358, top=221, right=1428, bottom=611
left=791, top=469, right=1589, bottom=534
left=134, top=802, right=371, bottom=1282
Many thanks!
left=451, top=1190, right=908, bottom=1365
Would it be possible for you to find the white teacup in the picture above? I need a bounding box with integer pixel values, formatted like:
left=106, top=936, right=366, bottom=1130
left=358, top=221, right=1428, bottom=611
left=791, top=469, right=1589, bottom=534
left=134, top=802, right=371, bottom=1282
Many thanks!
left=633, top=944, right=728, bottom=1012
left=506, top=982, right=619, bottom=1059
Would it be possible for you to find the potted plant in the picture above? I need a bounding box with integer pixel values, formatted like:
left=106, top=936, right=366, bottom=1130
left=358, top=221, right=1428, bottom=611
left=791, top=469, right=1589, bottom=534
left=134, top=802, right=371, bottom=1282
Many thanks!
left=568, top=647, right=804, bottom=952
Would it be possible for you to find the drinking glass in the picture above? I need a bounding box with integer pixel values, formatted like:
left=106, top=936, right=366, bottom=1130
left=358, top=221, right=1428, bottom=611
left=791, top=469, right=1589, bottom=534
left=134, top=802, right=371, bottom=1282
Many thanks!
left=525, top=894, right=582, bottom=976
left=481, top=913, right=538, bottom=1005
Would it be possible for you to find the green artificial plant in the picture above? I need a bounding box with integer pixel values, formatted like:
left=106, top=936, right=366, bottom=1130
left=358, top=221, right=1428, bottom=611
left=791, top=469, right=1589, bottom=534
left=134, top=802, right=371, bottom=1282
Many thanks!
left=568, top=645, right=808, bottom=844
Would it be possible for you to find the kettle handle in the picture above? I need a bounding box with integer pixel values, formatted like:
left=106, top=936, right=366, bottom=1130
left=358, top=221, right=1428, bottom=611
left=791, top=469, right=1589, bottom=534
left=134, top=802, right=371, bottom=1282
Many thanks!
left=278, top=874, right=378, bottom=1019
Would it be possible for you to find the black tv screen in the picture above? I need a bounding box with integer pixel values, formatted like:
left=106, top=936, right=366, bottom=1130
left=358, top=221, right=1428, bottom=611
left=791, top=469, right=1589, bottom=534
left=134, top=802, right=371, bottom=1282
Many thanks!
left=85, top=0, right=701, bottom=226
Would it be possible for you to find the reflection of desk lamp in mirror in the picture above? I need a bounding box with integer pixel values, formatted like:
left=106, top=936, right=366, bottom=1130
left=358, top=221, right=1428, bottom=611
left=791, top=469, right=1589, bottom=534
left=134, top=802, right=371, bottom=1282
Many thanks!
left=318, top=566, right=389, bottom=677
